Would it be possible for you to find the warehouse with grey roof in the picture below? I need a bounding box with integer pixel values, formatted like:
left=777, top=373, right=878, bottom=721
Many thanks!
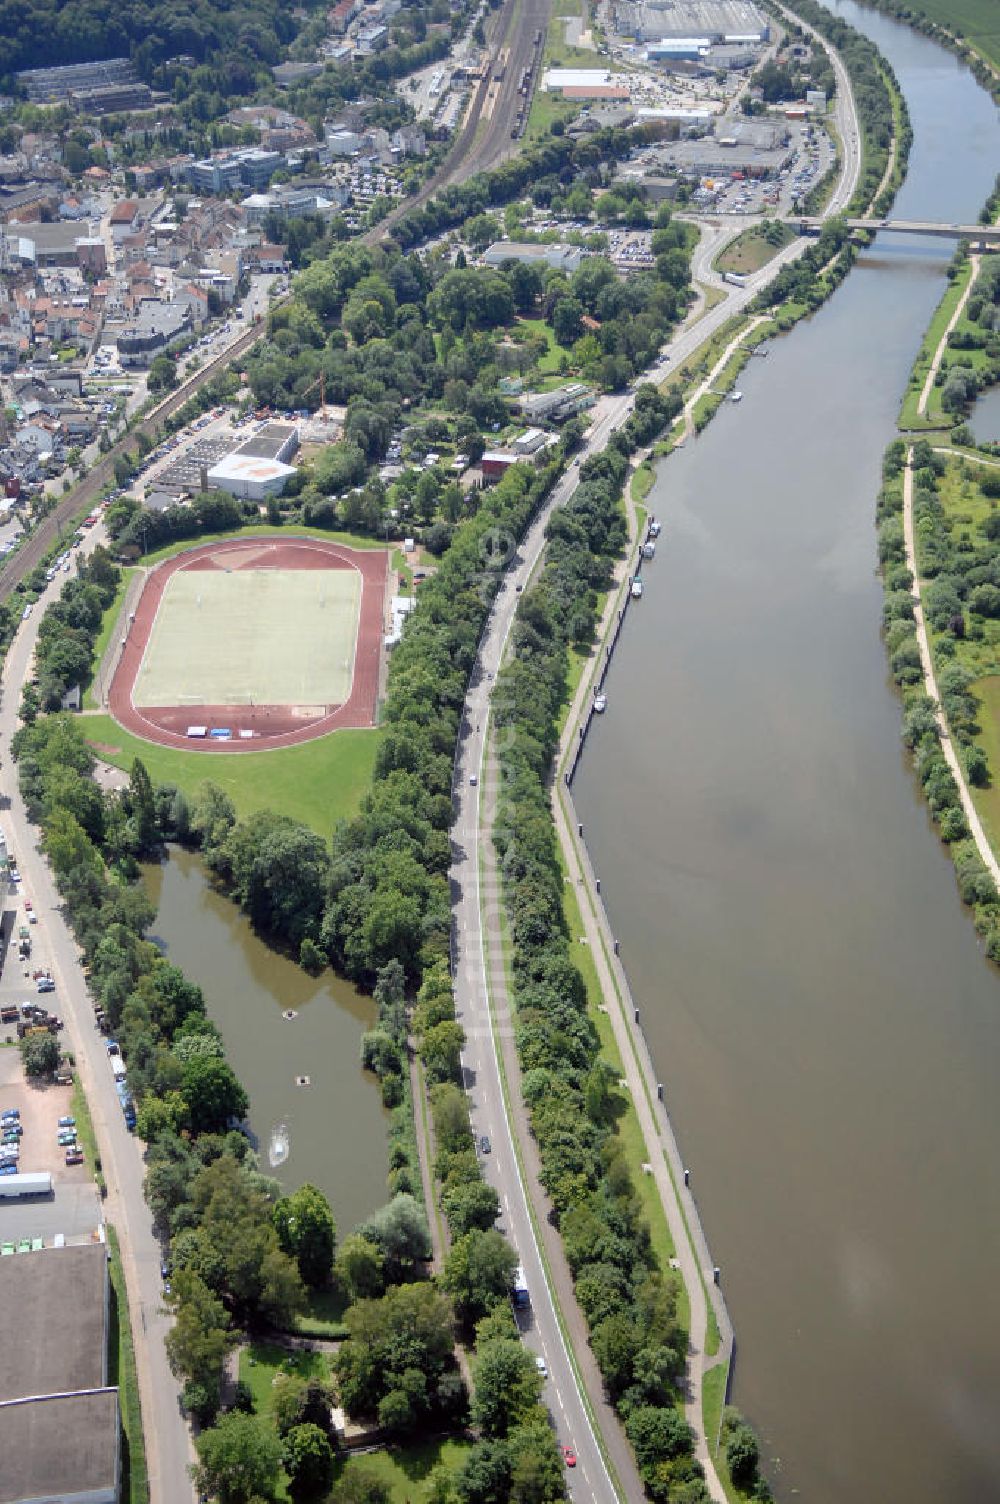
left=0, top=1241, right=120, bottom=1504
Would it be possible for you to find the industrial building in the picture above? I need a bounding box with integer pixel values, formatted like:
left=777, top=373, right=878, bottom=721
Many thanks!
left=543, top=68, right=630, bottom=98
left=0, top=1242, right=120, bottom=1504
left=206, top=454, right=298, bottom=500
left=614, top=0, right=769, bottom=45
left=483, top=241, right=584, bottom=274
left=660, top=119, right=791, bottom=178
left=234, top=422, right=300, bottom=465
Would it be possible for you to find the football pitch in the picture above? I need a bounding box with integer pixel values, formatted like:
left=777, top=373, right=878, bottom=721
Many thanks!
left=133, top=567, right=362, bottom=708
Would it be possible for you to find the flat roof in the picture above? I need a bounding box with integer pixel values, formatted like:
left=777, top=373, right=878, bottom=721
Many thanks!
left=0, top=1390, right=119, bottom=1503
left=235, top=421, right=298, bottom=460
left=544, top=67, right=614, bottom=88
left=0, top=1242, right=108, bottom=1401
left=207, top=454, right=297, bottom=482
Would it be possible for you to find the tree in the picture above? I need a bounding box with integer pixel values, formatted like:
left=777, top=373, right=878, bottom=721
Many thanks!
left=336, top=1233, right=384, bottom=1301
left=725, top=1420, right=760, bottom=1490
left=194, top=1411, right=282, bottom=1504
left=443, top=1229, right=517, bottom=1326
left=419, top=1018, right=465, bottom=1084
left=181, top=1055, right=248, bottom=1133
left=441, top=1178, right=500, bottom=1237
left=469, top=1338, right=541, bottom=1437
left=165, top=1270, right=234, bottom=1419
left=551, top=296, right=583, bottom=346
left=273, top=1183, right=336, bottom=1289
left=20, top=1031, right=59, bottom=1077
left=126, top=758, right=159, bottom=852
left=272, top=1373, right=334, bottom=1438
left=283, top=1423, right=334, bottom=1499
left=359, top=1194, right=431, bottom=1278
left=332, top=1461, right=391, bottom=1503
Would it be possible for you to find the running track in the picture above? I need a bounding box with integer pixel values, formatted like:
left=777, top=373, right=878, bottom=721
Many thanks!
left=105, top=538, right=386, bottom=752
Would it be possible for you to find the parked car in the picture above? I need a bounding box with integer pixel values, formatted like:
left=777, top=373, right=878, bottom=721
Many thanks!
left=64, top=1149, right=84, bottom=1166
left=57, top=1116, right=75, bottom=1128
left=57, top=1130, right=77, bottom=1147
left=37, top=978, right=55, bottom=994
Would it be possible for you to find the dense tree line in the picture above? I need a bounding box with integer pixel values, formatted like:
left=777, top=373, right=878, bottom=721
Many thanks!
left=879, top=438, right=1000, bottom=959
left=106, top=489, right=250, bottom=556
left=387, top=124, right=667, bottom=251
left=485, top=381, right=767, bottom=1501
left=25, top=545, right=119, bottom=712
left=1, top=0, right=312, bottom=84
left=749, top=218, right=854, bottom=320
left=936, top=256, right=1000, bottom=418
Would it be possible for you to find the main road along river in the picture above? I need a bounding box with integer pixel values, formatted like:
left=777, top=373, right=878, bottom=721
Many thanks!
left=575, top=7, right=1000, bottom=1504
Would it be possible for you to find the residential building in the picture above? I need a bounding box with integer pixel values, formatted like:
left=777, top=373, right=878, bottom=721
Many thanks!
left=516, top=382, right=595, bottom=421
left=109, top=200, right=140, bottom=241
left=17, top=56, right=136, bottom=105
left=481, top=450, right=520, bottom=482
left=117, top=299, right=192, bottom=365
left=70, top=82, right=154, bottom=114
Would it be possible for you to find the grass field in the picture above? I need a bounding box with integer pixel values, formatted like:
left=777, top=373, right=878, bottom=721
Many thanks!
left=238, top=1342, right=470, bottom=1503
left=898, top=260, right=975, bottom=430
left=715, top=224, right=795, bottom=276
left=515, top=317, right=570, bottom=374
left=134, top=567, right=361, bottom=708
left=970, top=675, right=1000, bottom=856
left=894, top=0, right=1000, bottom=70
left=82, top=713, right=380, bottom=835
left=331, top=1440, right=474, bottom=1502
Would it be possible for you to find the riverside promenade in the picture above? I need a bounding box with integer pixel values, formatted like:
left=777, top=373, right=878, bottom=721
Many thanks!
left=551, top=473, right=735, bottom=1498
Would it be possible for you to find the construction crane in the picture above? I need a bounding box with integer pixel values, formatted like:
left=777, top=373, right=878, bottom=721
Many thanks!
left=301, top=369, right=327, bottom=418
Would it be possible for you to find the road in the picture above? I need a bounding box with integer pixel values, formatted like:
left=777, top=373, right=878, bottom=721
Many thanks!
left=771, top=0, right=861, bottom=217
left=0, top=540, right=195, bottom=1504
left=451, top=395, right=639, bottom=1503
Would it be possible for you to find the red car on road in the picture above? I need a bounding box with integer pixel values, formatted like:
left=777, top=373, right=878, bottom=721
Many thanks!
left=563, top=1447, right=576, bottom=1468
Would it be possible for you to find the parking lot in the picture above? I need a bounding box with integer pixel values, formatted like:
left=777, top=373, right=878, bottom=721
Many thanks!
left=0, top=1050, right=91, bottom=1189
left=0, top=867, right=94, bottom=1210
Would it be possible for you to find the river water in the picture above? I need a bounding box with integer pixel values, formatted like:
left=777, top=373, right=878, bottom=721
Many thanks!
left=575, top=7, right=1000, bottom=1503
left=970, top=383, right=1000, bottom=444
left=144, top=847, right=388, bottom=1234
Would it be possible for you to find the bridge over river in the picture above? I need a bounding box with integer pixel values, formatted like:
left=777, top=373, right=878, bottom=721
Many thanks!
left=796, top=215, right=1000, bottom=243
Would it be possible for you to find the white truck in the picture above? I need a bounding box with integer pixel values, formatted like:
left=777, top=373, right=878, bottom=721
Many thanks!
left=0, top=1171, right=53, bottom=1199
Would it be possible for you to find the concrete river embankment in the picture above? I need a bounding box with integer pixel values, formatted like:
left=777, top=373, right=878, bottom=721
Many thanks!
left=573, top=6, right=1000, bottom=1503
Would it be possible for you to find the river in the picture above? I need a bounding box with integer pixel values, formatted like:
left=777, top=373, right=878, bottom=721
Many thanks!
left=144, top=847, right=389, bottom=1234
left=575, top=6, right=1000, bottom=1503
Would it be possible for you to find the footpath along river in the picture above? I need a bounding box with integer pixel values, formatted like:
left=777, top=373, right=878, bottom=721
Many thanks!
left=144, top=847, right=388, bottom=1233
left=576, top=6, right=1000, bottom=1503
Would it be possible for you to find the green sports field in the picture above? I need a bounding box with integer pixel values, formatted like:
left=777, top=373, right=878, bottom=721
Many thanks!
left=133, top=567, right=361, bottom=708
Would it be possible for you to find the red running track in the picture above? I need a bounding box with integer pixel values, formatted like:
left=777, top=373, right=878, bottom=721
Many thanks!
left=106, top=537, right=387, bottom=752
